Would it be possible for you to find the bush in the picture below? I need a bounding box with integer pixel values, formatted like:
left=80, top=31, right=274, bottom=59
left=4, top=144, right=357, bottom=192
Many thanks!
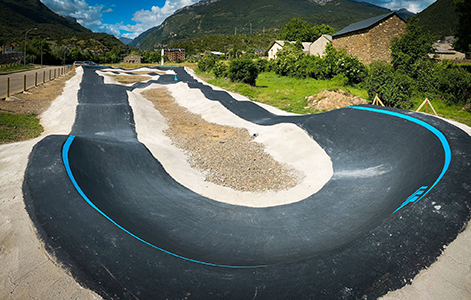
left=323, top=44, right=366, bottom=84
left=256, top=58, right=271, bottom=72
left=438, top=61, right=471, bottom=105
left=228, top=58, right=259, bottom=86
left=364, top=61, right=414, bottom=109
left=213, top=61, right=228, bottom=78
left=198, top=55, right=216, bottom=72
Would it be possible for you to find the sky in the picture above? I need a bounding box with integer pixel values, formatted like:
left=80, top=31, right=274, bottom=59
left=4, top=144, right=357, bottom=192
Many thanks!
left=40, top=0, right=437, bottom=40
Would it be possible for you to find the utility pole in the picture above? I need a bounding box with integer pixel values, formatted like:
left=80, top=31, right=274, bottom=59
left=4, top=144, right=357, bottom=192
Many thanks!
left=235, top=27, right=237, bottom=35
left=24, top=28, right=37, bottom=66
left=250, top=23, right=252, bottom=35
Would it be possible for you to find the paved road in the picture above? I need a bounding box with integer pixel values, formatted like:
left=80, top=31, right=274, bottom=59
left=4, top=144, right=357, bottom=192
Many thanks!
left=0, top=66, right=71, bottom=99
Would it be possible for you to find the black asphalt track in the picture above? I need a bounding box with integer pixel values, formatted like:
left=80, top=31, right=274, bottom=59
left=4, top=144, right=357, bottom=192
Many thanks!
left=23, top=66, right=471, bottom=299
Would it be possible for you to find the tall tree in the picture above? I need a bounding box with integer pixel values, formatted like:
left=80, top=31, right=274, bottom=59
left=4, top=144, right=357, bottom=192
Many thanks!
left=279, top=18, right=335, bottom=42
left=454, top=0, right=471, bottom=53
left=390, top=19, right=435, bottom=74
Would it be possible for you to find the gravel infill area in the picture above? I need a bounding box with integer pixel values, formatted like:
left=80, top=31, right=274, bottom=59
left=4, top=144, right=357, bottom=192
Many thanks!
left=142, top=88, right=302, bottom=192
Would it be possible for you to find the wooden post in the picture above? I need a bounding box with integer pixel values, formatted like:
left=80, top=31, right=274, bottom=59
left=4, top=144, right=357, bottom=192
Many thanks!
left=35, top=72, right=37, bottom=86
left=43, top=71, right=45, bottom=83
left=23, top=74, right=26, bottom=91
left=416, top=98, right=438, bottom=116
left=54, top=69, right=56, bottom=79
left=6, top=77, right=10, bottom=97
left=49, top=69, right=51, bottom=81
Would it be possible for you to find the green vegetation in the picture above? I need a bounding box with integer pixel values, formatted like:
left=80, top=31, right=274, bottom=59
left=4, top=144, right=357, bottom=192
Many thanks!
left=170, top=33, right=277, bottom=56
left=454, top=0, right=471, bottom=53
left=0, top=0, right=131, bottom=65
left=279, top=19, right=335, bottom=42
left=0, top=112, right=43, bottom=143
left=228, top=58, right=259, bottom=86
left=273, top=43, right=366, bottom=84
left=193, top=70, right=367, bottom=114
left=0, top=64, right=33, bottom=73
left=414, top=0, right=457, bottom=39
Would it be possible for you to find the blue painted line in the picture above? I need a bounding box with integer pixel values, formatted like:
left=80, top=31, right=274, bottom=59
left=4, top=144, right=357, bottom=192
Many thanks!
left=351, top=106, right=451, bottom=212
left=62, top=135, right=265, bottom=269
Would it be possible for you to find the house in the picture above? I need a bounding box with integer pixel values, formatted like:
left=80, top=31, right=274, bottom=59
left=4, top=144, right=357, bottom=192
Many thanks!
left=268, top=40, right=311, bottom=60
left=432, top=37, right=466, bottom=61
left=123, top=54, right=142, bottom=64
left=309, top=35, right=332, bottom=57
left=163, top=48, right=185, bottom=61
left=332, top=12, right=406, bottom=64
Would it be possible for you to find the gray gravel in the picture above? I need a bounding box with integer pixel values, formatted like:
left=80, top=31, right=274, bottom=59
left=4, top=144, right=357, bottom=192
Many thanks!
left=142, top=88, right=303, bottom=192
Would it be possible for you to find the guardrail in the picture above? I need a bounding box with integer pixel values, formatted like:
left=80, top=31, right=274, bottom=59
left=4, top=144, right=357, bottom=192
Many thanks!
left=2, top=65, right=73, bottom=99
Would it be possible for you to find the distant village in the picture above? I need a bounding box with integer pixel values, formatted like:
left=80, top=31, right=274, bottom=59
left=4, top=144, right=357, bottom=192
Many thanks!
left=120, top=12, right=466, bottom=66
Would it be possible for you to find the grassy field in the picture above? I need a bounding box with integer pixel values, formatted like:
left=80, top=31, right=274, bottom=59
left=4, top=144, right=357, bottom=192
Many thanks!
left=0, top=112, right=43, bottom=143
left=206, top=72, right=369, bottom=114
left=0, top=64, right=34, bottom=73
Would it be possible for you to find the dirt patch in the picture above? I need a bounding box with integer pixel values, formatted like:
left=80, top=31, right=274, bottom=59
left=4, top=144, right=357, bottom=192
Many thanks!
left=305, top=89, right=368, bottom=111
left=142, top=87, right=303, bottom=192
left=111, top=75, right=152, bottom=84
left=0, top=69, right=76, bottom=115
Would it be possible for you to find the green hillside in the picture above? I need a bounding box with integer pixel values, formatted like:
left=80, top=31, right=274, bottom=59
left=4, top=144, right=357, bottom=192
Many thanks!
left=131, top=0, right=391, bottom=50
left=414, top=0, right=457, bottom=39
left=0, top=0, right=123, bottom=50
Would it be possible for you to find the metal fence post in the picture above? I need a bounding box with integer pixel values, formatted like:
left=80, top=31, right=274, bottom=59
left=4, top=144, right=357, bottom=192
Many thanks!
left=35, top=72, right=37, bottom=86
left=23, top=74, right=26, bottom=92
left=7, top=77, right=10, bottom=98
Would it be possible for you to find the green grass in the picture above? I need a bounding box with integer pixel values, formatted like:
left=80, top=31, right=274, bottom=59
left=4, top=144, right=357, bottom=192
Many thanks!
left=0, top=112, right=44, bottom=143
left=203, top=71, right=369, bottom=114
left=411, top=97, right=471, bottom=127
left=0, top=64, right=34, bottom=73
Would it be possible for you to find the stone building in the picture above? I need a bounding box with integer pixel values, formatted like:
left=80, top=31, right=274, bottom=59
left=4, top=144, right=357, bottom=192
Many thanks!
left=332, top=12, right=406, bottom=64
left=163, top=48, right=185, bottom=61
left=123, top=54, right=142, bottom=64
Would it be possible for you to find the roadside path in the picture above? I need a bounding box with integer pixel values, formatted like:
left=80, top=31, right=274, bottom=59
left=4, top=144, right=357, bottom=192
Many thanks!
left=0, top=66, right=71, bottom=99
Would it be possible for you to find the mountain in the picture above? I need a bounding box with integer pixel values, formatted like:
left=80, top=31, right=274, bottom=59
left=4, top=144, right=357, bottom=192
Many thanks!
left=119, top=37, right=133, bottom=45
left=0, top=0, right=123, bottom=49
left=395, top=8, right=415, bottom=20
left=130, top=0, right=391, bottom=50
left=414, top=0, right=457, bottom=39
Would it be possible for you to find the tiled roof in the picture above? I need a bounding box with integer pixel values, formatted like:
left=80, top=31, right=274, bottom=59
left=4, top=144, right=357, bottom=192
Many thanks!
left=332, top=12, right=396, bottom=37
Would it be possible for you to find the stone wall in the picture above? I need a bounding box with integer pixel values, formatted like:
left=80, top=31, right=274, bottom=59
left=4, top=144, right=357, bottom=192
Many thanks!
left=332, top=14, right=406, bottom=65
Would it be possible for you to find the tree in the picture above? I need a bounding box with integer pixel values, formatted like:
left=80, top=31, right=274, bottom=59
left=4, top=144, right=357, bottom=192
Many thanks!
left=279, top=18, right=335, bottom=42
left=390, top=19, right=436, bottom=74
left=228, top=58, right=259, bottom=86
left=454, top=0, right=471, bottom=53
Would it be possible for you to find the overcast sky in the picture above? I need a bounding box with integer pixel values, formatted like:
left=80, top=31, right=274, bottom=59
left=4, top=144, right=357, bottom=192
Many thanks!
left=40, top=0, right=437, bottom=40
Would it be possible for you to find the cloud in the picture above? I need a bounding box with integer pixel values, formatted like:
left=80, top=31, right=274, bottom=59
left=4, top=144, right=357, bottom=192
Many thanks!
left=41, top=0, right=106, bottom=30
left=41, top=0, right=200, bottom=39
left=131, top=0, right=199, bottom=36
left=363, top=0, right=436, bottom=13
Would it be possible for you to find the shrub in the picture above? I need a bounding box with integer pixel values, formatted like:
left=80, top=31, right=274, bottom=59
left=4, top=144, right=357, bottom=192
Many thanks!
left=438, top=61, right=471, bottom=105
left=364, top=61, right=414, bottom=109
left=323, top=44, right=366, bottom=84
left=213, top=61, right=228, bottom=78
left=198, top=55, right=216, bottom=72
left=228, top=58, right=259, bottom=86
left=256, top=58, right=271, bottom=72
left=273, top=43, right=305, bottom=76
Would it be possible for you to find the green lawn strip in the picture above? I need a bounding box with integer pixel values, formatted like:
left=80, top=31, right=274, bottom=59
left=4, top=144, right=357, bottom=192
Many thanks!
left=0, top=65, right=34, bottom=73
left=0, top=112, right=44, bottom=143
